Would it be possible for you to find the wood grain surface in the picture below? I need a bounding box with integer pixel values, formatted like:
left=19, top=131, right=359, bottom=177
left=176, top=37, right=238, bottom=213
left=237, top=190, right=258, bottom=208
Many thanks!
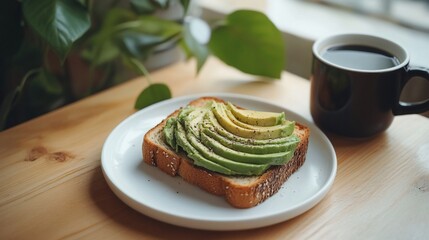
left=1, top=58, right=428, bottom=239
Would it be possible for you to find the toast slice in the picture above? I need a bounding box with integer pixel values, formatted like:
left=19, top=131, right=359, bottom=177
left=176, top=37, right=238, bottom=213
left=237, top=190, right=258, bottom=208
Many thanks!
left=143, top=97, right=310, bottom=208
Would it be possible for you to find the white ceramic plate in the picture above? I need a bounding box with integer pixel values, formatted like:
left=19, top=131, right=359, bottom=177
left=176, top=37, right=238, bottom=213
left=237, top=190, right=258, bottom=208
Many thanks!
left=101, top=93, right=337, bottom=231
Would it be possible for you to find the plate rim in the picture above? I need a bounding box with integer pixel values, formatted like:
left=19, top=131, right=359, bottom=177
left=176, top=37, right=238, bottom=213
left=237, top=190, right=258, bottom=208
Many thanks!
left=101, top=92, right=337, bottom=230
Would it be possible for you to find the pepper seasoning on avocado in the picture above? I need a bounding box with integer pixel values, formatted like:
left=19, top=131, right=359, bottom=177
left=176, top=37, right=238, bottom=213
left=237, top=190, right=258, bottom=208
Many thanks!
left=163, top=101, right=299, bottom=176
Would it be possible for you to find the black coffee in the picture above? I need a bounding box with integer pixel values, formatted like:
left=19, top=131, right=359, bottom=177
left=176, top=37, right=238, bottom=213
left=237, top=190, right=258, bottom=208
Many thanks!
left=322, top=45, right=400, bottom=70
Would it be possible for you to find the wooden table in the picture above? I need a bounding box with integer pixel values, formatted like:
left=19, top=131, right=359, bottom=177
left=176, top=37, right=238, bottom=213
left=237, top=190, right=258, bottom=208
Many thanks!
left=1, top=58, right=428, bottom=239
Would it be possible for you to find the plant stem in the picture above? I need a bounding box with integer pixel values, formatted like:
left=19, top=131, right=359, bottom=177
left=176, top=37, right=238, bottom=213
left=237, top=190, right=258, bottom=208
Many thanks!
left=128, top=57, right=152, bottom=85
left=86, top=0, right=93, bottom=11
left=0, top=68, right=41, bottom=130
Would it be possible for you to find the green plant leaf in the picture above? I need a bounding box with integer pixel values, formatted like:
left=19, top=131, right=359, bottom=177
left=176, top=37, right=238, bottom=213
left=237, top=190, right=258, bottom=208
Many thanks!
left=81, top=40, right=120, bottom=66
left=209, top=10, right=285, bottom=79
left=82, top=9, right=137, bottom=65
left=90, top=8, right=136, bottom=44
left=130, top=0, right=158, bottom=14
left=115, top=31, right=170, bottom=59
left=84, top=10, right=182, bottom=66
left=180, top=0, right=191, bottom=15
left=113, top=16, right=182, bottom=59
left=22, top=0, right=91, bottom=61
left=128, top=15, right=182, bottom=37
left=135, top=83, right=171, bottom=109
left=101, top=8, right=138, bottom=32
left=182, top=17, right=210, bottom=72
left=179, top=39, right=193, bottom=60
left=152, top=0, right=169, bottom=8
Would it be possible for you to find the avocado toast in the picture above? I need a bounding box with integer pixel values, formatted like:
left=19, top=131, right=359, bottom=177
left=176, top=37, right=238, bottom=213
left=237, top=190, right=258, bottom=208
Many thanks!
left=143, top=97, right=310, bottom=208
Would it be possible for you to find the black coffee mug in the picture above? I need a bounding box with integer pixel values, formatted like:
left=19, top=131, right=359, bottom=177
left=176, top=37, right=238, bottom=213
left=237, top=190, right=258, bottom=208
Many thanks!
left=310, top=34, right=429, bottom=137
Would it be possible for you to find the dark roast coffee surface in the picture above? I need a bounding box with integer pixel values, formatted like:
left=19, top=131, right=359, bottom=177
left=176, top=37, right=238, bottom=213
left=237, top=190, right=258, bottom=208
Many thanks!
left=322, top=45, right=400, bottom=70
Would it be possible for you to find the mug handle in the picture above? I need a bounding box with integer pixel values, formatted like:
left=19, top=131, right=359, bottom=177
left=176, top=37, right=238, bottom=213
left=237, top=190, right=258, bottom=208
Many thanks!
left=393, top=66, right=429, bottom=115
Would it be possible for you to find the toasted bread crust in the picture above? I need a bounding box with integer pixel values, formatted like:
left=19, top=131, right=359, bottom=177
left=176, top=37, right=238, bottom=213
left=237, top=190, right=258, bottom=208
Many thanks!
left=142, top=97, right=310, bottom=208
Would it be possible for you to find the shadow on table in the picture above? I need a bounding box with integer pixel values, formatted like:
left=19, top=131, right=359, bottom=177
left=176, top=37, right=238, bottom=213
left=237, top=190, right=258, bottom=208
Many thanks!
left=88, top=165, right=312, bottom=238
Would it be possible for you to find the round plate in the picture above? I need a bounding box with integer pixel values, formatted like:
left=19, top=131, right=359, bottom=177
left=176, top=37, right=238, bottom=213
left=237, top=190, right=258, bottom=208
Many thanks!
left=101, top=93, right=337, bottom=230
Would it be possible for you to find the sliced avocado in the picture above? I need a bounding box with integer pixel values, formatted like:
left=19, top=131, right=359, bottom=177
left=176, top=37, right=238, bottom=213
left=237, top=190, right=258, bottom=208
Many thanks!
left=188, top=153, right=241, bottom=175
left=212, top=102, right=294, bottom=140
left=175, top=121, right=197, bottom=154
left=224, top=103, right=295, bottom=135
left=227, top=102, right=285, bottom=126
left=164, top=101, right=299, bottom=176
left=200, top=132, right=294, bottom=165
left=175, top=121, right=237, bottom=175
left=187, top=131, right=270, bottom=175
left=202, top=127, right=299, bottom=154
left=163, top=117, right=178, bottom=151
left=183, top=107, right=209, bottom=138
left=203, top=111, right=296, bottom=145
left=177, top=106, right=195, bottom=123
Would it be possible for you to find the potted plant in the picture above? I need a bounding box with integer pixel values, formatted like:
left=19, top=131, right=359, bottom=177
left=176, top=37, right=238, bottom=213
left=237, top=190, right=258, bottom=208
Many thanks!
left=0, top=0, right=285, bottom=130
